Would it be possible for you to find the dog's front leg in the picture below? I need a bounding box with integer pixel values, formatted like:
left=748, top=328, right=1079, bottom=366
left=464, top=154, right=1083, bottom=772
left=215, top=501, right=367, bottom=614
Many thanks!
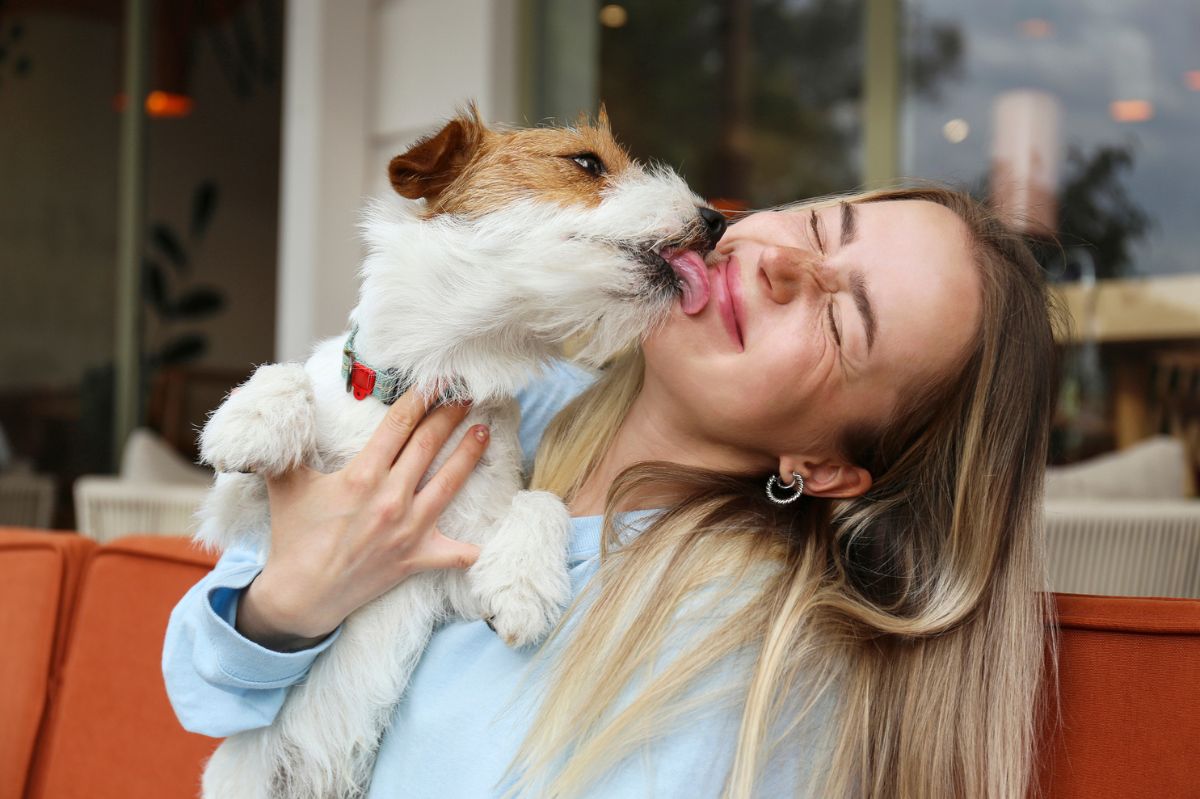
left=202, top=572, right=446, bottom=799
left=193, top=470, right=271, bottom=552
left=469, top=490, right=573, bottom=648
left=200, top=363, right=319, bottom=478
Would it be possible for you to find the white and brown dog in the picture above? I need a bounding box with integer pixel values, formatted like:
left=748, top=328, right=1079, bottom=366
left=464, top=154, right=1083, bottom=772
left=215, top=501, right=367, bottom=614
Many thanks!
left=194, top=106, right=724, bottom=799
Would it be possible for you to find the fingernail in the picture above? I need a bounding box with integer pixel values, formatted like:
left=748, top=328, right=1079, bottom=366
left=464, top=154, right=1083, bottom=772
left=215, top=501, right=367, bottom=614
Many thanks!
left=473, top=425, right=489, bottom=441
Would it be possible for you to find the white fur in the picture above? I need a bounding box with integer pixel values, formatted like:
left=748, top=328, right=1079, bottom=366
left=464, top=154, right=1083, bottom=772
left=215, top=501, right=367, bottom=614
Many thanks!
left=195, top=159, right=708, bottom=799
left=199, top=363, right=317, bottom=477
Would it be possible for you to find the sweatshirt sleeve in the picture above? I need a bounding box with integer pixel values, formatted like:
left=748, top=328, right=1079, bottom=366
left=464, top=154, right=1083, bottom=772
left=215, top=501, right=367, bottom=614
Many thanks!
left=163, top=359, right=595, bottom=738
left=161, top=545, right=341, bottom=737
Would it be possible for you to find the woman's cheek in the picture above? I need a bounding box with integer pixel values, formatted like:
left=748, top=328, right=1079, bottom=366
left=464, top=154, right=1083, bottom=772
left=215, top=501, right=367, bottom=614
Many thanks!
left=772, top=319, right=822, bottom=374
left=768, top=335, right=828, bottom=409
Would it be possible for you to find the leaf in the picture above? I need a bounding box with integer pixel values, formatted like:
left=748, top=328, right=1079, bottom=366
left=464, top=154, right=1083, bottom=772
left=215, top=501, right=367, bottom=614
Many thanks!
left=191, top=181, right=219, bottom=239
left=141, top=259, right=169, bottom=313
left=160, top=334, right=207, bottom=365
left=172, top=286, right=225, bottom=319
left=151, top=222, right=188, bottom=270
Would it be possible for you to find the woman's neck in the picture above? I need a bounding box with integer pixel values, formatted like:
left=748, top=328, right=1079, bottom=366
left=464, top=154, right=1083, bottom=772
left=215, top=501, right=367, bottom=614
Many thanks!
left=567, top=381, right=768, bottom=516
left=567, top=391, right=672, bottom=516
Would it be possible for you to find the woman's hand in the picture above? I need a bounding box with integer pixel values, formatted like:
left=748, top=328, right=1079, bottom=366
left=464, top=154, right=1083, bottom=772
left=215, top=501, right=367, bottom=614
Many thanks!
left=235, top=391, right=489, bottom=651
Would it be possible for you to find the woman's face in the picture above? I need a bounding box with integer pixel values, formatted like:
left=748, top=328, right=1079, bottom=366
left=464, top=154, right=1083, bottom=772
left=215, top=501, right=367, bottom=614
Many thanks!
left=641, top=199, right=981, bottom=490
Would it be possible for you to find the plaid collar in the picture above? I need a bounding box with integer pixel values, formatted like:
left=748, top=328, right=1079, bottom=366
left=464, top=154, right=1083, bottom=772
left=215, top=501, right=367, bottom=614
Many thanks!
left=341, top=326, right=414, bottom=405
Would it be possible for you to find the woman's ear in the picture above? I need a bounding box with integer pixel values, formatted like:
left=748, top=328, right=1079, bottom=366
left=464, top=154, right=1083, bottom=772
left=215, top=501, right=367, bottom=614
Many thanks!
left=778, top=455, right=872, bottom=498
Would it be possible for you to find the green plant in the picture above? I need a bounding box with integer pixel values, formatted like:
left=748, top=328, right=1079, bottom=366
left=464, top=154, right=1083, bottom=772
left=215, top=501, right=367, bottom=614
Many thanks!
left=142, top=180, right=227, bottom=366
left=0, top=8, right=32, bottom=91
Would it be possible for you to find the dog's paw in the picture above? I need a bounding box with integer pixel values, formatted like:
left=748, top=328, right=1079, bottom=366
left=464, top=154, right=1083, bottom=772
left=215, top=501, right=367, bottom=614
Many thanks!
left=469, top=491, right=573, bottom=648
left=475, top=573, right=568, bottom=649
left=200, top=363, right=317, bottom=477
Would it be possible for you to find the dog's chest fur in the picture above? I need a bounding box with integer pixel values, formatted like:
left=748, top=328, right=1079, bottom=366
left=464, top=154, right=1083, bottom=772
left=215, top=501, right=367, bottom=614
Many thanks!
left=303, top=339, right=478, bottom=470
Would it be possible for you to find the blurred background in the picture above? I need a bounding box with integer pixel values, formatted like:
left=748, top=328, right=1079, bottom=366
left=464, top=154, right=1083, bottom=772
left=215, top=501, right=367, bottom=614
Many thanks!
left=0, top=0, right=1197, bottom=596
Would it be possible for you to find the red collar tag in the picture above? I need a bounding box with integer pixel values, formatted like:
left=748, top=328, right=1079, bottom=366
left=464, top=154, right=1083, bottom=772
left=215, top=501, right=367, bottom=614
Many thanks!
left=349, top=362, right=377, bottom=400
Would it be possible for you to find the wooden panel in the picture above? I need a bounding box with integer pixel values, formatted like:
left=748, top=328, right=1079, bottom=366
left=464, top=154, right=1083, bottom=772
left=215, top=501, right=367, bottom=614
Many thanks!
left=1054, top=274, right=1200, bottom=342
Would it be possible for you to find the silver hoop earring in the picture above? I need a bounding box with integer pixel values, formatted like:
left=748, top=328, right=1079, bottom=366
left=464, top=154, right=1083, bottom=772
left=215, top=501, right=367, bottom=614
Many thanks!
left=766, top=472, right=804, bottom=505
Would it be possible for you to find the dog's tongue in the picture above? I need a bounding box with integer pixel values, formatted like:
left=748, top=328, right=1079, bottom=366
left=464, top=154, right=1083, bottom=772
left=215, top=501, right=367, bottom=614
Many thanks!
left=665, top=249, right=710, bottom=315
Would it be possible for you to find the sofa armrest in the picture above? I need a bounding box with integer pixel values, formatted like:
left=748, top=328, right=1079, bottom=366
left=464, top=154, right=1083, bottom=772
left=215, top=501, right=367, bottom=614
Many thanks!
left=0, top=530, right=96, bottom=799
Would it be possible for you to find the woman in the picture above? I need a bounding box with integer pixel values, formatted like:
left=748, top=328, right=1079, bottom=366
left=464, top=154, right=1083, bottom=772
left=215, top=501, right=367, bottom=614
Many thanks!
left=164, top=186, right=1060, bottom=798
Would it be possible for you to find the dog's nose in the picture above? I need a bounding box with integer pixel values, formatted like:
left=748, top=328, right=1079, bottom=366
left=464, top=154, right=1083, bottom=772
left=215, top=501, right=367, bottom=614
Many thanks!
left=698, top=206, right=727, bottom=249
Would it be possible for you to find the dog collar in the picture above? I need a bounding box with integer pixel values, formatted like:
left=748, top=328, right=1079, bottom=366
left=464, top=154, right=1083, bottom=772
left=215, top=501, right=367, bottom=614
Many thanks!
left=341, top=327, right=414, bottom=404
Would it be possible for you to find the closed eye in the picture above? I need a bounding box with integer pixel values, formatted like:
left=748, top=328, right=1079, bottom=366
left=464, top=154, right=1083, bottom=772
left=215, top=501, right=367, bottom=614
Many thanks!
left=827, top=302, right=842, bottom=348
left=809, top=209, right=826, bottom=253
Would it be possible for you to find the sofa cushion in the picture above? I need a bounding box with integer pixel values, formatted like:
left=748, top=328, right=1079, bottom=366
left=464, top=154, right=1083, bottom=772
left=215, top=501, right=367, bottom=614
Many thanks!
left=24, top=535, right=218, bottom=799
left=1045, top=435, right=1194, bottom=500
left=1038, top=592, right=1200, bottom=796
left=119, top=428, right=212, bottom=487
left=0, top=530, right=95, bottom=799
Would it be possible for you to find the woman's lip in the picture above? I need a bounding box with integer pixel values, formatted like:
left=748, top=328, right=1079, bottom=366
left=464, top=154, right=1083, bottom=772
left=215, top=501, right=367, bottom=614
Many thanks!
left=725, top=255, right=746, bottom=348
left=714, top=258, right=744, bottom=352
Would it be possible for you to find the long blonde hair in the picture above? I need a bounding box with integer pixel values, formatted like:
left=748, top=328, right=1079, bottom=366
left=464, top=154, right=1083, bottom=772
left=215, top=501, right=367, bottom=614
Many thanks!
left=515, top=187, right=1061, bottom=798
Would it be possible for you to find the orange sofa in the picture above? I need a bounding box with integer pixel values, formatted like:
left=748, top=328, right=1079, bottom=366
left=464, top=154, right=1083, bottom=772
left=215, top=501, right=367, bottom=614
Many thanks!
left=0, top=529, right=218, bottom=799
left=1037, top=593, right=1200, bottom=797
left=1, top=527, right=1197, bottom=798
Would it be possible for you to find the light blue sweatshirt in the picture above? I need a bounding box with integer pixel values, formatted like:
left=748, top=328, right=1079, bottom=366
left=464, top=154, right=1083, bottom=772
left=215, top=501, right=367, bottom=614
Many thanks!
left=163, top=361, right=819, bottom=797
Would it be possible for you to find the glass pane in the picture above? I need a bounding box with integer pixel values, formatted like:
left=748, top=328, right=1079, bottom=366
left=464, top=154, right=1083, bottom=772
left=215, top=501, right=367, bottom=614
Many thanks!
left=0, top=9, right=121, bottom=528
left=140, top=0, right=283, bottom=468
left=901, top=0, right=1200, bottom=281
left=900, top=1, right=1200, bottom=466
left=0, top=2, right=282, bottom=530
left=598, top=0, right=866, bottom=208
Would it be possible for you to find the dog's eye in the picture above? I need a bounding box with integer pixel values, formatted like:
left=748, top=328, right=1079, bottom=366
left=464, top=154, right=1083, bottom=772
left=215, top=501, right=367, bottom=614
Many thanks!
left=569, top=153, right=606, bottom=177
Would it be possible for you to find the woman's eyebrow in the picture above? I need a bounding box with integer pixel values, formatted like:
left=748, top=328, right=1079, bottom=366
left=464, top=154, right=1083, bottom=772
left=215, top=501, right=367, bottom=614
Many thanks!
left=849, top=269, right=877, bottom=353
left=840, top=201, right=858, bottom=247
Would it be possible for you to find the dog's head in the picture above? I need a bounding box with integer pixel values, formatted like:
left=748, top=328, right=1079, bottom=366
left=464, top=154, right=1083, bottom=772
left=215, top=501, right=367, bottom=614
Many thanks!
left=389, top=104, right=643, bottom=216
left=384, top=105, right=724, bottom=365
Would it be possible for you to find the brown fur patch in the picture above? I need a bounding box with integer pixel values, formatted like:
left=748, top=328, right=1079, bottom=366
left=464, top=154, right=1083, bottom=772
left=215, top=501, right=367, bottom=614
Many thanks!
left=387, top=107, right=636, bottom=218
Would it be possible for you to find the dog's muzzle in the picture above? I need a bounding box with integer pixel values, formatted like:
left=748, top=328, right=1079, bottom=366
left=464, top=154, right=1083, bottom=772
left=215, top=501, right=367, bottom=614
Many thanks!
left=698, top=205, right=727, bottom=249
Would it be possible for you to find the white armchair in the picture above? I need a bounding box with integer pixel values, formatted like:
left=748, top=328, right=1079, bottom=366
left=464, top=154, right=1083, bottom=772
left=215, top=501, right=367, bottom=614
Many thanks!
left=0, top=471, right=55, bottom=529
left=0, top=421, right=56, bottom=528
left=73, top=429, right=212, bottom=544
left=1044, top=436, right=1200, bottom=598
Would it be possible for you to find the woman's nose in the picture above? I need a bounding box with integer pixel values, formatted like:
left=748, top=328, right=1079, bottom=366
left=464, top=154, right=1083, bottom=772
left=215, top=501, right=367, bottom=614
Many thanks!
left=758, top=245, right=824, bottom=304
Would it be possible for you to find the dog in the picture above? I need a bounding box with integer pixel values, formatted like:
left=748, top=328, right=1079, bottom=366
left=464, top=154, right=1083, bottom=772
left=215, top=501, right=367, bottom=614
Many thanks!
left=193, top=105, right=725, bottom=799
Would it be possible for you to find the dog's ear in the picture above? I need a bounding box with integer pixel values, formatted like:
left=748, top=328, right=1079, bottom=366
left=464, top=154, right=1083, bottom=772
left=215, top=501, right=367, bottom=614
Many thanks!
left=388, top=109, right=485, bottom=201
left=572, top=106, right=610, bottom=131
